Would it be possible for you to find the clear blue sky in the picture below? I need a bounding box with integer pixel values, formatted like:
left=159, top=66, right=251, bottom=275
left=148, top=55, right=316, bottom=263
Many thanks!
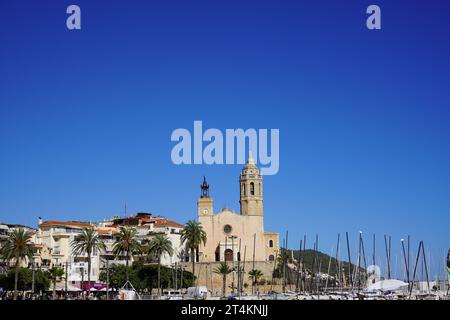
left=1, top=1, right=449, bottom=278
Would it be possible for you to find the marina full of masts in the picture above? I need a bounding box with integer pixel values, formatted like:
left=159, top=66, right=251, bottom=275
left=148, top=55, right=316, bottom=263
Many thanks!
left=172, top=232, right=449, bottom=300
left=100, top=231, right=450, bottom=301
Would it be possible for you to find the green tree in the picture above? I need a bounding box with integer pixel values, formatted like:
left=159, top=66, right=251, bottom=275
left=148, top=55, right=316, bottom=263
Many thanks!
left=100, top=264, right=195, bottom=294
left=180, top=220, right=207, bottom=285
left=0, top=228, right=35, bottom=299
left=99, top=264, right=128, bottom=290
left=33, top=269, right=50, bottom=293
left=248, top=269, right=264, bottom=293
left=71, top=227, right=105, bottom=297
left=146, top=235, right=173, bottom=297
left=0, top=267, right=49, bottom=293
left=47, top=267, right=64, bottom=299
left=214, top=262, right=232, bottom=297
left=112, top=226, right=141, bottom=286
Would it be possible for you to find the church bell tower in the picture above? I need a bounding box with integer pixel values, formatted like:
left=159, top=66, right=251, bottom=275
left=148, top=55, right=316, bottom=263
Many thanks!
left=239, top=152, right=263, bottom=216
left=198, top=176, right=213, bottom=217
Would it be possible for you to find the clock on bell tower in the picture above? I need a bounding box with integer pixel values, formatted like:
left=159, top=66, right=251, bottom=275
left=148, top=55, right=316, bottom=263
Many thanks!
left=198, top=176, right=213, bottom=216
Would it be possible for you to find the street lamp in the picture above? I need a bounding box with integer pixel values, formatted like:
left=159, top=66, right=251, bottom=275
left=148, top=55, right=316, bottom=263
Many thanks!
left=229, top=236, right=238, bottom=294
left=80, top=266, right=85, bottom=299
left=29, top=259, right=35, bottom=295
left=232, top=269, right=237, bottom=294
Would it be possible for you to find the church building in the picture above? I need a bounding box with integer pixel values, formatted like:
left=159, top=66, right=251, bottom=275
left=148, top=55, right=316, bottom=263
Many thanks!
left=197, top=153, right=279, bottom=264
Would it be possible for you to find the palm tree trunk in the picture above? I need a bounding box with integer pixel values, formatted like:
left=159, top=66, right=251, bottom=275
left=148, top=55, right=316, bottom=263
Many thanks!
left=87, top=252, right=91, bottom=298
left=158, top=255, right=161, bottom=299
left=53, top=280, right=56, bottom=299
left=191, top=248, right=195, bottom=286
left=126, top=251, right=130, bottom=285
left=13, top=259, right=19, bottom=300
left=223, top=274, right=226, bottom=297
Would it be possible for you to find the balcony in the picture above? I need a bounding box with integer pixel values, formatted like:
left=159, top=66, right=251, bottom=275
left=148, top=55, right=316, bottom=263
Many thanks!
left=51, top=228, right=81, bottom=238
left=51, top=248, right=63, bottom=256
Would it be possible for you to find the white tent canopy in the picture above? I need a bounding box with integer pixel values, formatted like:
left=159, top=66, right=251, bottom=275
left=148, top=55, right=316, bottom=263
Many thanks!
left=53, top=283, right=82, bottom=292
left=366, top=279, right=408, bottom=292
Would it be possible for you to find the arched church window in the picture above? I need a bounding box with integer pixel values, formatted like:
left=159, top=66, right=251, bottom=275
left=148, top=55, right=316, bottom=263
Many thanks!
left=269, top=240, right=274, bottom=248
left=269, top=255, right=275, bottom=261
left=250, top=182, right=255, bottom=195
left=215, top=246, right=220, bottom=262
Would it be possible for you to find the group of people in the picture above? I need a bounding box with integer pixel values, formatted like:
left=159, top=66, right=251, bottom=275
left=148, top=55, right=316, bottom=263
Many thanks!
left=0, top=291, right=110, bottom=300
left=0, top=292, right=50, bottom=300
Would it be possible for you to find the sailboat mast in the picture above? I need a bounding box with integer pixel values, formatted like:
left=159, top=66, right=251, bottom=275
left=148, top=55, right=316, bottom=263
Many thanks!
left=384, top=235, right=391, bottom=279
left=296, top=239, right=302, bottom=292
left=346, top=232, right=352, bottom=288
left=357, top=231, right=362, bottom=293
left=301, top=235, right=306, bottom=293
left=325, top=246, right=333, bottom=292
left=401, top=239, right=410, bottom=286
left=285, top=231, right=289, bottom=292
left=421, top=242, right=430, bottom=294
left=270, top=249, right=278, bottom=293
left=447, top=249, right=450, bottom=296
left=335, top=233, right=340, bottom=289
left=409, top=241, right=423, bottom=298
left=372, top=234, right=376, bottom=267
left=252, top=233, right=256, bottom=295
left=241, top=245, right=247, bottom=296
left=237, top=238, right=242, bottom=298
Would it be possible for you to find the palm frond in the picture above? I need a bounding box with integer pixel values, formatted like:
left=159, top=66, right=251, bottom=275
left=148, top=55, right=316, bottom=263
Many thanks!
left=70, top=227, right=105, bottom=257
left=180, top=220, right=207, bottom=251
left=0, top=228, right=35, bottom=263
left=112, top=226, right=142, bottom=257
left=147, top=235, right=174, bottom=260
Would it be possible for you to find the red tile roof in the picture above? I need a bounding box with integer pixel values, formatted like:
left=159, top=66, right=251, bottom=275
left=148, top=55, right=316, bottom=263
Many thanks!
left=152, top=218, right=184, bottom=228
left=112, top=216, right=184, bottom=229
left=39, top=216, right=184, bottom=230
left=39, top=221, right=94, bottom=228
left=96, top=229, right=118, bottom=235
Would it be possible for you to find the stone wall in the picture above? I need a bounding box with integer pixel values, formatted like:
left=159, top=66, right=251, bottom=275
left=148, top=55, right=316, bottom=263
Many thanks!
left=182, top=261, right=287, bottom=296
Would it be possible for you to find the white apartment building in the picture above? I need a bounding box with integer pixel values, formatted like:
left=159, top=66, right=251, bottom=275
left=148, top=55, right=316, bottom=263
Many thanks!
left=1, top=213, right=185, bottom=288
left=38, top=219, right=101, bottom=287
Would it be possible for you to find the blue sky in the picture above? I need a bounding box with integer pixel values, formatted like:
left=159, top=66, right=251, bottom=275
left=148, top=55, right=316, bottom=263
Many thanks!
left=1, top=1, right=449, bottom=278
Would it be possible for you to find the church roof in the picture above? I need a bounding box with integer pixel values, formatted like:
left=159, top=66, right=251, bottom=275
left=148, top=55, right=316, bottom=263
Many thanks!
left=244, top=151, right=258, bottom=169
left=247, top=151, right=255, bottom=165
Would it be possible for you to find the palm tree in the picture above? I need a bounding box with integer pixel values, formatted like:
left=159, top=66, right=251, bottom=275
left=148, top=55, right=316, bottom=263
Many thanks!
left=47, top=267, right=65, bottom=299
left=248, top=269, right=264, bottom=294
left=147, top=234, right=173, bottom=298
left=0, top=228, right=35, bottom=300
left=112, top=226, right=141, bottom=286
left=71, top=227, right=105, bottom=297
left=180, top=220, right=207, bottom=286
left=214, top=262, right=232, bottom=297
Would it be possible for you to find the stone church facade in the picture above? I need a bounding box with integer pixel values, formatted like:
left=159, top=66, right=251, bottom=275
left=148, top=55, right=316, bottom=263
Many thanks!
left=197, top=153, right=279, bottom=264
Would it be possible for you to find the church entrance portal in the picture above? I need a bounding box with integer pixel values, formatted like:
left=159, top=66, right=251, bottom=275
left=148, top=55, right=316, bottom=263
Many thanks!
left=224, top=249, right=233, bottom=262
